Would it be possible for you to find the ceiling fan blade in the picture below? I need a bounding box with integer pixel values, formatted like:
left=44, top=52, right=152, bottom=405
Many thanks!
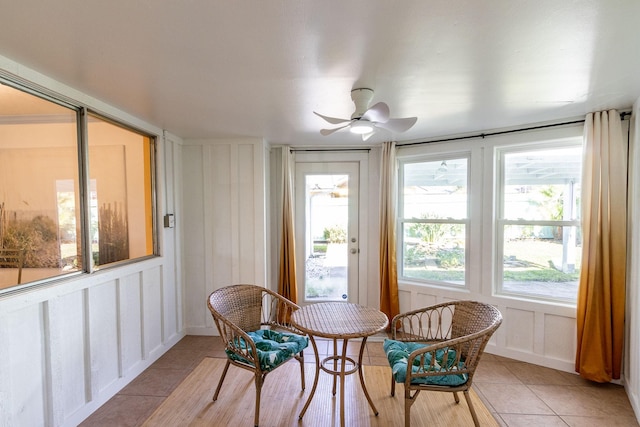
left=313, top=111, right=352, bottom=125
left=319, top=122, right=353, bottom=136
left=361, top=131, right=376, bottom=141
left=375, top=116, right=417, bottom=133
left=360, top=102, right=390, bottom=123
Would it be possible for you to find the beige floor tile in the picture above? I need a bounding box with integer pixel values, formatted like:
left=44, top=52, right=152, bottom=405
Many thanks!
left=503, top=361, right=580, bottom=385
left=119, top=368, right=190, bottom=397
left=529, top=384, right=635, bottom=417
left=561, top=415, right=640, bottom=426
left=475, top=361, right=524, bottom=384
left=500, top=414, right=570, bottom=426
left=171, top=335, right=217, bottom=351
left=79, top=395, right=164, bottom=427
left=475, top=383, right=555, bottom=415
left=150, top=348, right=206, bottom=371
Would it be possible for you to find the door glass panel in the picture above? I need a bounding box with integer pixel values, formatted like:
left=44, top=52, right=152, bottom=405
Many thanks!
left=295, top=161, right=359, bottom=304
left=303, top=174, right=349, bottom=301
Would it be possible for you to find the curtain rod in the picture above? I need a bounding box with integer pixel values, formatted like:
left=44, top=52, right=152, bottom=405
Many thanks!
left=398, top=111, right=631, bottom=148
left=290, top=148, right=371, bottom=152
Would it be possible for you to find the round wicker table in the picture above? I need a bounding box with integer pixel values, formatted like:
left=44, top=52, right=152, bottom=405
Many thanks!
left=291, top=302, right=389, bottom=426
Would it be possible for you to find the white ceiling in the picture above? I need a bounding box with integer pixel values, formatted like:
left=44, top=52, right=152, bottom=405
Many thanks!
left=0, top=1, right=639, bottom=147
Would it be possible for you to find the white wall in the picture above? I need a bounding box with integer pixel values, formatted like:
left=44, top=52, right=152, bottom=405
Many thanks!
left=181, top=138, right=267, bottom=335
left=625, top=99, right=640, bottom=419
left=0, top=57, right=184, bottom=427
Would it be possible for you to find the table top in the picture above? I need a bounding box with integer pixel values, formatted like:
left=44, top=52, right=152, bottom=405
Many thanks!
left=291, top=302, right=389, bottom=339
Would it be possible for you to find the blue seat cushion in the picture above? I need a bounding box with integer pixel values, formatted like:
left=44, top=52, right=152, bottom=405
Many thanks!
left=227, top=329, right=308, bottom=371
left=383, top=339, right=468, bottom=386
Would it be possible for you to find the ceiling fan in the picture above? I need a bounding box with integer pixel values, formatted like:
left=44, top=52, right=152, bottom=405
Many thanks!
left=314, top=88, right=417, bottom=140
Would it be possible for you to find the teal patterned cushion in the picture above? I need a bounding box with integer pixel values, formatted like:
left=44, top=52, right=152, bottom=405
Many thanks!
left=383, top=339, right=468, bottom=386
left=227, top=330, right=308, bottom=371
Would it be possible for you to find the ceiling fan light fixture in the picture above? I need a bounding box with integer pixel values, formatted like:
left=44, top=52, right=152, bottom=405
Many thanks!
left=314, top=88, right=416, bottom=138
left=350, top=120, right=375, bottom=134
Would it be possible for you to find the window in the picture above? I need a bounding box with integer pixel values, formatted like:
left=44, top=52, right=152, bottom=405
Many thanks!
left=87, top=114, right=156, bottom=267
left=0, top=80, right=157, bottom=293
left=496, top=143, right=582, bottom=302
left=398, top=156, right=469, bottom=286
left=397, top=125, right=584, bottom=304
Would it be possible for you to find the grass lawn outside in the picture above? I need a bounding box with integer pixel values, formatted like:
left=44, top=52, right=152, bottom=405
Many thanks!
left=403, top=239, right=579, bottom=302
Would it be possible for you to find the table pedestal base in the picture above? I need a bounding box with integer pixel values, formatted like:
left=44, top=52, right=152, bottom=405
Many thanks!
left=298, top=336, right=379, bottom=426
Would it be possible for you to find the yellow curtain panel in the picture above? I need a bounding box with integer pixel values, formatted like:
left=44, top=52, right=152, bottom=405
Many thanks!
left=379, top=141, right=400, bottom=326
left=278, top=148, right=298, bottom=320
left=575, top=110, right=627, bottom=382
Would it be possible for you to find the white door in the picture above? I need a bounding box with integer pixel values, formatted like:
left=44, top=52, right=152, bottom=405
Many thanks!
left=295, top=161, right=360, bottom=304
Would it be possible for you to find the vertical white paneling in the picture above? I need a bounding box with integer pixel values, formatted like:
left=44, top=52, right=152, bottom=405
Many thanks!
left=238, top=143, right=256, bottom=284
left=182, top=145, right=207, bottom=330
left=211, top=144, right=232, bottom=290
left=87, top=281, right=120, bottom=397
left=544, top=313, right=576, bottom=362
left=398, top=289, right=412, bottom=311
left=415, top=292, right=437, bottom=309
left=119, top=273, right=143, bottom=375
left=182, top=139, right=267, bottom=335
left=505, top=307, right=534, bottom=352
left=160, top=135, right=180, bottom=343
left=172, top=140, right=185, bottom=337
left=0, top=304, right=46, bottom=427
left=46, top=292, right=87, bottom=424
left=142, top=266, right=163, bottom=358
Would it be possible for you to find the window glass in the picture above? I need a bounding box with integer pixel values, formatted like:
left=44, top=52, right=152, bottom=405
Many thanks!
left=502, top=147, right=582, bottom=221
left=400, top=157, right=468, bottom=285
left=0, top=83, right=82, bottom=289
left=0, top=80, right=157, bottom=293
left=87, top=114, right=155, bottom=267
left=498, top=145, right=582, bottom=302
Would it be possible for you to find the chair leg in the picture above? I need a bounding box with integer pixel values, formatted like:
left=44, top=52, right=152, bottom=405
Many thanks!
left=297, top=352, right=306, bottom=390
left=254, top=373, right=265, bottom=427
left=453, top=390, right=460, bottom=403
left=391, top=377, right=396, bottom=396
left=404, top=389, right=419, bottom=427
left=213, top=359, right=231, bottom=401
left=463, top=390, right=480, bottom=427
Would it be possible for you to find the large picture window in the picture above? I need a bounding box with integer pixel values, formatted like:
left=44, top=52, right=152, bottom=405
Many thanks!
left=87, top=114, right=155, bottom=267
left=0, top=80, right=157, bottom=293
left=399, top=156, right=469, bottom=286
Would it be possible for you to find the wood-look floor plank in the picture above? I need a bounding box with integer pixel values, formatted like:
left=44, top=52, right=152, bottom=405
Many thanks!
left=143, top=358, right=498, bottom=426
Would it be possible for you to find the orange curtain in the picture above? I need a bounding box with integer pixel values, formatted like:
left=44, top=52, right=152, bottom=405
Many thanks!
left=379, top=141, right=400, bottom=326
left=575, top=110, right=627, bottom=382
left=278, top=147, right=298, bottom=304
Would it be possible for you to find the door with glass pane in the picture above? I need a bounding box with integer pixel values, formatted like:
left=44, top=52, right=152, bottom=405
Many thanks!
left=295, top=162, right=359, bottom=303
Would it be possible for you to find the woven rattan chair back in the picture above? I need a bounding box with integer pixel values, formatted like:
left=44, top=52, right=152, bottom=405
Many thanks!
left=208, top=284, right=264, bottom=332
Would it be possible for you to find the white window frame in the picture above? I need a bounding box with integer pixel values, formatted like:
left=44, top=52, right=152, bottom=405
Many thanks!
left=494, top=138, right=583, bottom=303
left=397, top=149, right=475, bottom=290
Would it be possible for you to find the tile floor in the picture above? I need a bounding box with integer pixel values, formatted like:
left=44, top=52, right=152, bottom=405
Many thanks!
left=81, top=335, right=639, bottom=426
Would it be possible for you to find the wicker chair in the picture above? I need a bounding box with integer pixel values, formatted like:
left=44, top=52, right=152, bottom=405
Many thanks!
left=385, top=301, right=502, bottom=427
left=207, top=284, right=308, bottom=427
